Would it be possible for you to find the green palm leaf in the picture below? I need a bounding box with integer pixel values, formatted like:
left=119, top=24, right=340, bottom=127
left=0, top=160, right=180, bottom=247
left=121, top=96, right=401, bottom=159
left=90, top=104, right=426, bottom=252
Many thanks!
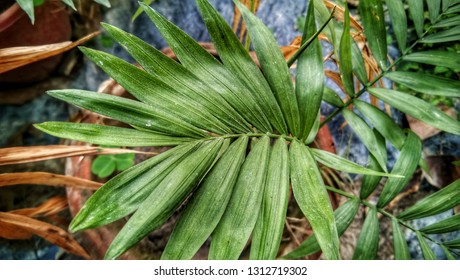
left=99, top=23, right=252, bottom=134
left=433, top=15, right=460, bottom=28
left=417, top=232, right=437, bottom=260
left=32, top=0, right=460, bottom=260
left=93, top=0, right=110, bottom=8
left=70, top=142, right=201, bottom=232
left=351, top=40, right=369, bottom=85
left=290, top=140, right=340, bottom=260
left=35, top=122, right=194, bottom=147
left=403, top=50, right=460, bottom=69
left=358, top=0, right=387, bottom=69
left=323, top=87, right=345, bottom=108
left=196, top=0, right=287, bottom=134
left=342, top=109, right=388, bottom=172
left=310, top=148, right=400, bottom=177
left=209, top=136, right=270, bottom=260
left=284, top=198, right=359, bottom=259
left=339, top=5, right=355, bottom=97
left=360, top=129, right=386, bottom=199
left=16, top=0, right=36, bottom=23
left=140, top=3, right=272, bottom=132
left=61, top=0, right=76, bottom=10
left=420, top=214, right=460, bottom=234
left=385, top=71, right=460, bottom=98
left=443, top=238, right=460, bottom=249
left=79, top=47, right=231, bottom=135
left=408, top=0, right=425, bottom=38
left=105, top=139, right=227, bottom=260
left=392, top=218, right=411, bottom=260
left=377, top=131, right=422, bottom=208
left=427, top=0, right=441, bottom=23
left=47, top=89, right=207, bottom=138
left=250, top=138, right=290, bottom=260
left=385, top=0, right=408, bottom=51
left=236, top=1, right=300, bottom=136
left=162, top=136, right=248, bottom=260
left=398, top=179, right=460, bottom=220
left=296, top=0, right=324, bottom=139
left=369, top=88, right=460, bottom=136
left=353, top=207, right=379, bottom=260
left=442, top=245, right=456, bottom=260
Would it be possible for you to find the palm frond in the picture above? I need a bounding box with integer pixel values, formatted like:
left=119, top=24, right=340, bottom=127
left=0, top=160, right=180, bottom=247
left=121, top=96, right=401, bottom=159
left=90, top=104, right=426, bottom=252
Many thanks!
left=28, top=0, right=460, bottom=260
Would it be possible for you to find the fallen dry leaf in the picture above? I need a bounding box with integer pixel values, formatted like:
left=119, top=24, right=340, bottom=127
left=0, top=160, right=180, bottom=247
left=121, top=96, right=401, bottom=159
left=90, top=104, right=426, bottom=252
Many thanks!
left=9, top=196, right=68, bottom=218
left=325, top=70, right=347, bottom=96
left=423, top=155, right=460, bottom=189
left=232, top=0, right=261, bottom=41
left=407, top=107, right=458, bottom=140
left=0, top=32, right=99, bottom=74
left=324, top=0, right=363, bottom=32
left=0, top=145, right=152, bottom=166
left=0, top=212, right=90, bottom=259
left=0, top=172, right=102, bottom=190
left=0, top=220, right=32, bottom=239
left=281, top=36, right=302, bottom=61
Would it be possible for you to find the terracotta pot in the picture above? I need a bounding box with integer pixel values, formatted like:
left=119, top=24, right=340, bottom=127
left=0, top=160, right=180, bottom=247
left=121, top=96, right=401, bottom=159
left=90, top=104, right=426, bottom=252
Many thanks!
left=0, top=1, right=71, bottom=84
left=65, top=45, right=339, bottom=259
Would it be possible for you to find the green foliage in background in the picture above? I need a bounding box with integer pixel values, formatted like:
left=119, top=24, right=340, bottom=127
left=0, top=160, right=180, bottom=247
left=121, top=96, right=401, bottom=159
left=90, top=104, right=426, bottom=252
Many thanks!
left=35, top=0, right=460, bottom=260
left=16, top=0, right=111, bottom=24
left=91, top=148, right=135, bottom=179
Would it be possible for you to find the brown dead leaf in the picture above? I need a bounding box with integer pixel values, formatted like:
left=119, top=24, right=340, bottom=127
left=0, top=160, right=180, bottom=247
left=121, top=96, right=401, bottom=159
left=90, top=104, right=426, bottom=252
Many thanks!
left=423, top=156, right=460, bottom=189
left=318, top=33, right=330, bottom=42
left=0, top=145, right=152, bottom=166
left=0, top=221, right=32, bottom=239
left=281, top=36, right=302, bottom=61
left=0, top=212, right=90, bottom=259
left=9, top=196, right=68, bottom=218
left=324, top=0, right=363, bottom=32
left=407, top=107, right=458, bottom=140
left=0, top=31, right=99, bottom=74
left=370, top=95, right=379, bottom=107
left=0, top=172, right=102, bottom=190
left=232, top=0, right=261, bottom=41
left=281, top=35, right=333, bottom=63
left=325, top=70, right=346, bottom=95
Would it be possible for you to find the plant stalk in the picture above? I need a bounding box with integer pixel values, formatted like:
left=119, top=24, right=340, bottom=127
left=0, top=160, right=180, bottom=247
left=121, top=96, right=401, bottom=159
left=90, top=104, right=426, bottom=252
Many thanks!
left=287, top=6, right=336, bottom=67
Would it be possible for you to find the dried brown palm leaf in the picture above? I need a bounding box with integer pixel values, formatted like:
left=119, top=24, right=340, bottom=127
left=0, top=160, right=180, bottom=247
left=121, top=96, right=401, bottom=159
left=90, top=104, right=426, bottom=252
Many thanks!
left=324, top=0, right=363, bottom=32
left=232, top=0, right=261, bottom=41
left=0, top=145, right=150, bottom=166
left=0, top=172, right=102, bottom=190
left=281, top=36, right=303, bottom=61
left=0, top=32, right=99, bottom=74
left=232, top=0, right=247, bottom=33
left=9, top=196, right=68, bottom=218
left=0, top=212, right=91, bottom=259
left=325, top=70, right=348, bottom=101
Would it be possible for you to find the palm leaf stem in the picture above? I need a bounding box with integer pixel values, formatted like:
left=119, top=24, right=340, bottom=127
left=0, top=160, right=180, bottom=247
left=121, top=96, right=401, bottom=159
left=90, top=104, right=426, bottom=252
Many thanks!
left=218, top=132, right=295, bottom=141
left=325, top=186, right=459, bottom=258
left=286, top=7, right=336, bottom=67
left=320, top=12, right=443, bottom=128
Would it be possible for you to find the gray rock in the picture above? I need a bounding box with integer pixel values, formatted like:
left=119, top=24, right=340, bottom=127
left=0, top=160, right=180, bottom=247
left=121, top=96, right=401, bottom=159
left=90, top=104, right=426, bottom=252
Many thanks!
left=406, top=210, right=459, bottom=260
left=0, top=94, right=68, bottom=146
